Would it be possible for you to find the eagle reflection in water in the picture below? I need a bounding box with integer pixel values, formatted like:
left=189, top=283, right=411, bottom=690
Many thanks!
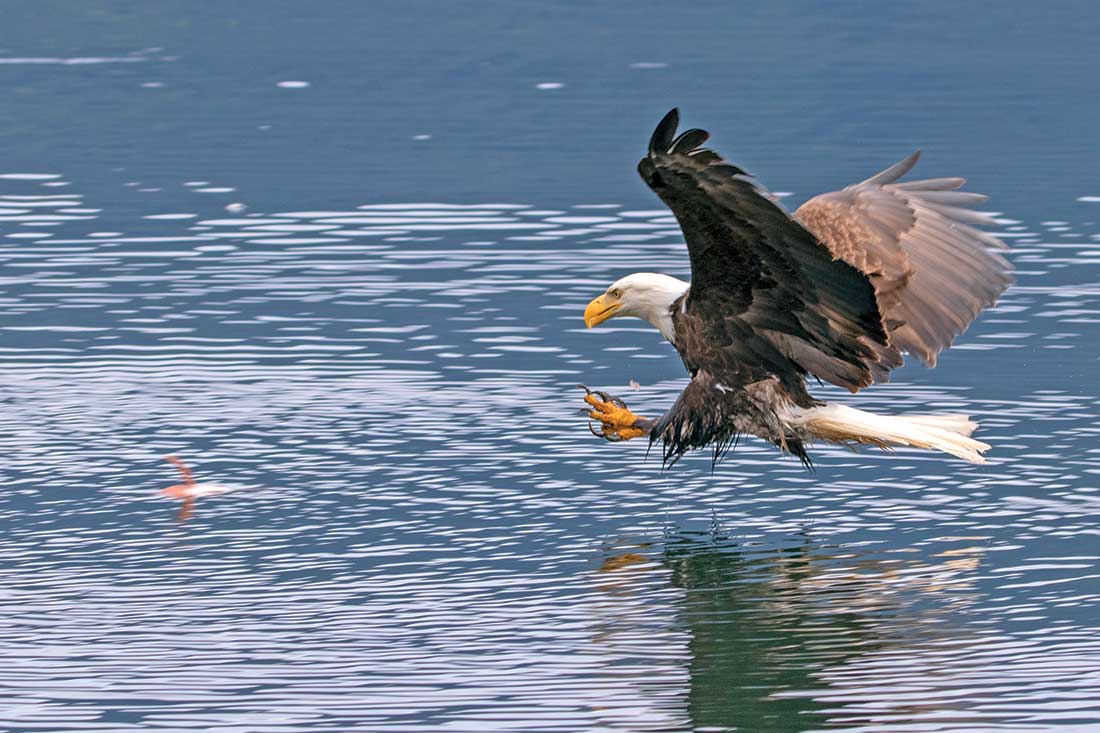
left=588, top=528, right=989, bottom=731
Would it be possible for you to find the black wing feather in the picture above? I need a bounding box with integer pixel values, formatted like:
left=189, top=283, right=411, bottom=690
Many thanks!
left=637, top=109, right=903, bottom=465
left=648, top=108, right=680, bottom=155
left=638, top=109, right=900, bottom=396
left=670, top=128, right=710, bottom=155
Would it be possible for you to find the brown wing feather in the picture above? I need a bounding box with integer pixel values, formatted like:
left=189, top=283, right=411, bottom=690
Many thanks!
left=796, top=152, right=1013, bottom=366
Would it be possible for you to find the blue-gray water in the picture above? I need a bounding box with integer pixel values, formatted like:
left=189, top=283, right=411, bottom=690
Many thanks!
left=2, top=3, right=1100, bottom=732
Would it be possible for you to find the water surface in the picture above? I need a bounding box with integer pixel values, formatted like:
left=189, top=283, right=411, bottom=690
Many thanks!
left=2, top=3, right=1100, bottom=732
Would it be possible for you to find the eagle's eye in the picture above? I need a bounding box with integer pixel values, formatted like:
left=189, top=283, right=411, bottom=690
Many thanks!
left=608, top=288, right=623, bottom=299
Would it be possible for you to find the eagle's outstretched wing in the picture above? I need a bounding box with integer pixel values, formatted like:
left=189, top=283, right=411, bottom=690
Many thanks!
left=796, top=152, right=1013, bottom=366
left=639, top=108, right=902, bottom=396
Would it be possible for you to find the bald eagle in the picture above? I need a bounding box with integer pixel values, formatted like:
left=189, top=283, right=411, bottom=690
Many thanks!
left=580, top=108, right=1012, bottom=467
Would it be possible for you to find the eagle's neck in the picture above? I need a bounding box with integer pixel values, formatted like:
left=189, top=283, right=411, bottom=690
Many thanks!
left=644, top=279, right=688, bottom=342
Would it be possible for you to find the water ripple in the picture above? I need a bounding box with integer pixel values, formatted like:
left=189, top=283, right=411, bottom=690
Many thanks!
left=1, top=175, right=1098, bottom=731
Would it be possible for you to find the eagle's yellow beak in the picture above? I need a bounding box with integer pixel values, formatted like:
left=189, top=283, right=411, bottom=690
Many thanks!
left=584, top=293, right=622, bottom=328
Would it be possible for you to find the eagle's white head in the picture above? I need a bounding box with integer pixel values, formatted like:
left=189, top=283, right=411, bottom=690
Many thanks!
left=584, top=272, right=689, bottom=342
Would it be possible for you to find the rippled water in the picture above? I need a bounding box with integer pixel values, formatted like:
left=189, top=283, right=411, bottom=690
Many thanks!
left=4, top=3, right=1100, bottom=732
left=2, top=176, right=1099, bottom=731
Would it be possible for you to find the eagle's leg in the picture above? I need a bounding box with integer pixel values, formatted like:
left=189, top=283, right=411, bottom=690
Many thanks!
left=577, top=386, right=653, bottom=442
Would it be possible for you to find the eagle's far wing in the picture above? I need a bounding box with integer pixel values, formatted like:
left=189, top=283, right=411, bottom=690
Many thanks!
left=639, top=109, right=901, bottom=393
left=796, top=152, right=1013, bottom=366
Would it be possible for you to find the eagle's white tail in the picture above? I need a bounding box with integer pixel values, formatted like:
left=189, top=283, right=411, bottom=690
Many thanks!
left=787, top=403, right=990, bottom=464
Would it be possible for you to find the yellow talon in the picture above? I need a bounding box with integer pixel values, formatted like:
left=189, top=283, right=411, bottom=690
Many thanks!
left=580, top=388, right=648, bottom=441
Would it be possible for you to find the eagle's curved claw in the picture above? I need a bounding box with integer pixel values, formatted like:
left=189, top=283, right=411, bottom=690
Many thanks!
left=578, top=385, right=649, bottom=442
left=592, top=390, right=628, bottom=410
left=588, top=421, right=618, bottom=441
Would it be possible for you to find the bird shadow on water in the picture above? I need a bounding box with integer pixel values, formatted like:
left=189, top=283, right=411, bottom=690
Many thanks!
left=591, top=526, right=992, bottom=732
